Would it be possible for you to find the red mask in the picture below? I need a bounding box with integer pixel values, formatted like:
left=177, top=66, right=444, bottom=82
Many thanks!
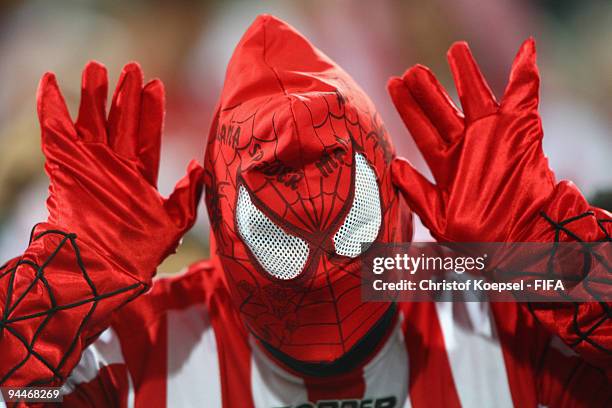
left=204, top=14, right=413, bottom=364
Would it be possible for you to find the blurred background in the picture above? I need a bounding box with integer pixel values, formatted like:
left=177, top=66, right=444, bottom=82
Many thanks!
left=0, top=0, right=610, bottom=273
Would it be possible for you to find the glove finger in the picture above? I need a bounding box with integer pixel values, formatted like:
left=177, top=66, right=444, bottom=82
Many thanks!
left=391, top=157, right=443, bottom=235
left=75, top=61, right=108, bottom=143
left=137, top=79, right=164, bottom=186
left=37, top=72, right=77, bottom=157
left=388, top=76, right=445, bottom=161
left=404, top=65, right=465, bottom=143
left=501, top=38, right=540, bottom=113
left=447, top=42, right=498, bottom=121
left=107, top=63, right=143, bottom=158
left=164, top=160, right=205, bottom=231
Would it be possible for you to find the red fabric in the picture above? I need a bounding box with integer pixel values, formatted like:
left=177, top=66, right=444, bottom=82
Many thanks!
left=526, top=187, right=612, bottom=377
left=204, top=14, right=412, bottom=363
left=489, top=302, right=545, bottom=407
left=388, top=39, right=556, bottom=243
left=535, top=336, right=612, bottom=406
left=38, top=63, right=204, bottom=276
left=56, top=264, right=610, bottom=407
left=303, top=369, right=366, bottom=402
left=0, top=228, right=146, bottom=387
left=388, top=38, right=612, bottom=376
left=0, top=13, right=610, bottom=403
left=0, top=63, right=203, bottom=387
left=401, top=302, right=461, bottom=408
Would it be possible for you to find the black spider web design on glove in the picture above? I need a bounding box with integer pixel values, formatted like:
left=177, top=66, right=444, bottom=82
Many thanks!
left=528, top=211, right=612, bottom=356
left=0, top=227, right=147, bottom=386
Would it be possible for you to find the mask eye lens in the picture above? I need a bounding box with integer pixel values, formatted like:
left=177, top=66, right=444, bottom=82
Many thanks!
left=333, top=153, right=382, bottom=257
left=236, top=185, right=310, bottom=280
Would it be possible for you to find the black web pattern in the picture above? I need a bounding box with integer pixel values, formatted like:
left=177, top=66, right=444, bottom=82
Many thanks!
left=0, top=227, right=147, bottom=386
left=206, top=84, right=398, bottom=352
left=529, top=211, right=612, bottom=355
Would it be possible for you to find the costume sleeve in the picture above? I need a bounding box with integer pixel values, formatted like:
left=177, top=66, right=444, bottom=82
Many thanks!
left=0, top=222, right=148, bottom=389
left=522, top=180, right=612, bottom=378
left=55, top=327, right=132, bottom=408
left=535, top=334, right=612, bottom=407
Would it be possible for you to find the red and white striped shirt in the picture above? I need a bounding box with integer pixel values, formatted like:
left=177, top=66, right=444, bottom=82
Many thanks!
left=59, top=260, right=610, bottom=407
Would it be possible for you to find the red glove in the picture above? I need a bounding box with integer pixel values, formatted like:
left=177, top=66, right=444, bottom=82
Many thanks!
left=40, top=62, right=204, bottom=277
left=389, top=39, right=612, bottom=376
left=0, top=62, right=203, bottom=387
left=388, top=39, right=556, bottom=242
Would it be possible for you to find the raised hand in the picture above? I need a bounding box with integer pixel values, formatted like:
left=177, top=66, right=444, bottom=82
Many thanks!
left=39, top=62, right=204, bottom=277
left=388, top=39, right=556, bottom=242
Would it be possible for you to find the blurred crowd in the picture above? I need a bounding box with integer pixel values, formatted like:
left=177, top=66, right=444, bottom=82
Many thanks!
left=0, top=0, right=610, bottom=272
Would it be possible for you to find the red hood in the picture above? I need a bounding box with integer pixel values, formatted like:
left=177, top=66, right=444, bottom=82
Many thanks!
left=203, top=14, right=411, bottom=364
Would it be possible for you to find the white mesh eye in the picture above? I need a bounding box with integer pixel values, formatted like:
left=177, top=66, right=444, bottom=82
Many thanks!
left=333, top=154, right=382, bottom=257
left=236, top=185, right=309, bottom=280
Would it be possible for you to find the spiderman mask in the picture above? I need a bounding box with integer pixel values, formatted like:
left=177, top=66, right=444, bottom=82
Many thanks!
left=204, top=15, right=412, bottom=368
